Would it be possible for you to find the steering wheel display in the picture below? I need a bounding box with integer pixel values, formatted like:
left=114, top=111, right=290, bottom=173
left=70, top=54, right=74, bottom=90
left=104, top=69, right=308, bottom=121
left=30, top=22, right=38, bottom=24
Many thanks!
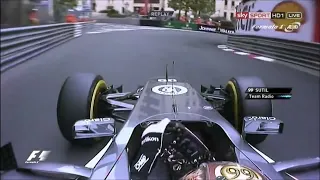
left=159, top=121, right=214, bottom=179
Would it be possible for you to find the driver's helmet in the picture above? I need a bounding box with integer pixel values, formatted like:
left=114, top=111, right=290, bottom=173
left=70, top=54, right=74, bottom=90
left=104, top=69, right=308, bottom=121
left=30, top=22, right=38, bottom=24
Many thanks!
left=180, top=162, right=267, bottom=180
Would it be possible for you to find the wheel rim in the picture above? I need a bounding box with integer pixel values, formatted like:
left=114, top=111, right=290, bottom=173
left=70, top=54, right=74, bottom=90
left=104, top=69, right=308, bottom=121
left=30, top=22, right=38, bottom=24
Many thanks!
left=90, top=80, right=107, bottom=118
left=227, top=80, right=240, bottom=132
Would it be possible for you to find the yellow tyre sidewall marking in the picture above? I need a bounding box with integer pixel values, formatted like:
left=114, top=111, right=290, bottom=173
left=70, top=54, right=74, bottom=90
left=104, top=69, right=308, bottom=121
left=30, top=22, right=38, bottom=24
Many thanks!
left=89, top=80, right=107, bottom=141
left=90, top=80, right=107, bottom=119
left=227, top=81, right=240, bottom=132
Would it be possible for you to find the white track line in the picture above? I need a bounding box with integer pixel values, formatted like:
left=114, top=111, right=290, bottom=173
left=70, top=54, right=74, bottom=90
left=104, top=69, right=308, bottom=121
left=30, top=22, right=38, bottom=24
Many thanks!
left=87, top=29, right=136, bottom=34
left=254, top=56, right=275, bottom=62
left=217, top=45, right=276, bottom=62
left=223, top=48, right=234, bottom=51
left=234, top=52, right=250, bottom=55
left=217, top=45, right=228, bottom=49
left=95, top=23, right=109, bottom=25
left=139, top=27, right=167, bottom=30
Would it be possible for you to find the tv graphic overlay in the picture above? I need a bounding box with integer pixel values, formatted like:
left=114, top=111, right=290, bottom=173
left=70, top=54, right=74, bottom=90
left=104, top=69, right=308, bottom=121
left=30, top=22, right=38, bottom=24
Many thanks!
left=235, top=1, right=305, bottom=33
left=236, top=11, right=302, bottom=20
left=245, top=87, right=292, bottom=100
left=149, top=11, right=174, bottom=17
left=25, top=150, right=51, bottom=163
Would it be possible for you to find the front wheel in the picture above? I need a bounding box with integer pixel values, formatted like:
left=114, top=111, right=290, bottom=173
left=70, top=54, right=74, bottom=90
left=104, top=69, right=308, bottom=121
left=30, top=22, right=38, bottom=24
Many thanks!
left=224, top=76, right=272, bottom=145
left=57, top=73, right=108, bottom=145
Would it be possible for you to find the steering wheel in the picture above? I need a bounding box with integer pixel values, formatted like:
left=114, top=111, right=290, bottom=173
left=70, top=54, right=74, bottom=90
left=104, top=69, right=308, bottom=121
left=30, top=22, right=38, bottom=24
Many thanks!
left=160, top=121, right=215, bottom=179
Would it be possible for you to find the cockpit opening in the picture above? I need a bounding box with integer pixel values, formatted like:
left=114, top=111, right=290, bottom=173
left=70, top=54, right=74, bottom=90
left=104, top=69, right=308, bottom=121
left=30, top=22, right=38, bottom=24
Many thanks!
left=126, top=121, right=239, bottom=180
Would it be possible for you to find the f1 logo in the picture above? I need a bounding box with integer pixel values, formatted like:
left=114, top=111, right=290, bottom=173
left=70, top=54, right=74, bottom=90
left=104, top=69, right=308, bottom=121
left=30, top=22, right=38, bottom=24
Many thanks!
left=25, top=150, right=50, bottom=163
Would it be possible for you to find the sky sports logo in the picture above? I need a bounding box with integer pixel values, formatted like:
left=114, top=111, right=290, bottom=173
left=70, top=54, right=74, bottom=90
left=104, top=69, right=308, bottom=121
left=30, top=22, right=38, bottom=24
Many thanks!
left=236, top=12, right=302, bottom=19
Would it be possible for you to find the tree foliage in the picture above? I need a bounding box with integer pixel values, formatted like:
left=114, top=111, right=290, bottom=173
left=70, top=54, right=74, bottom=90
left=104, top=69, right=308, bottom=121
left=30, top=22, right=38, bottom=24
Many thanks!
left=168, top=0, right=181, bottom=10
left=168, top=0, right=215, bottom=16
left=53, top=0, right=77, bottom=22
left=202, top=0, right=215, bottom=14
left=57, top=0, right=77, bottom=8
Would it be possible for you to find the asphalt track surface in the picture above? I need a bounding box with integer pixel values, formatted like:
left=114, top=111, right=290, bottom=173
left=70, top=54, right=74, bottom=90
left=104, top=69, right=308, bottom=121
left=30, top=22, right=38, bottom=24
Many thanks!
left=1, top=24, right=319, bottom=170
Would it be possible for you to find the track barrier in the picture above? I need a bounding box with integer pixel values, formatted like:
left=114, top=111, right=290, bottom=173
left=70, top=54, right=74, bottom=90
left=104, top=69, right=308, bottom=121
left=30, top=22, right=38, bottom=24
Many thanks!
left=227, top=34, right=320, bottom=71
left=0, top=22, right=94, bottom=72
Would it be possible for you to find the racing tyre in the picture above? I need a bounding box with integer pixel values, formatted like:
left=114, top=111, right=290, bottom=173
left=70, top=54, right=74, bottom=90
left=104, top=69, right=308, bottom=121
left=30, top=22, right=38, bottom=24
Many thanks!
left=57, top=73, right=108, bottom=145
left=224, top=76, right=272, bottom=145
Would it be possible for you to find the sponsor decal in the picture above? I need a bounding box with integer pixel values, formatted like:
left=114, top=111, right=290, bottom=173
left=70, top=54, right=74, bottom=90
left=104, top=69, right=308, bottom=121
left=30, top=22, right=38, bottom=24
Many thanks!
left=283, top=22, right=301, bottom=32
left=198, top=25, right=217, bottom=32
left=219, top=29, right=235, bottom=34
left=197, top=24, right=234, bottom=34
left=136, top=87, right=144, bottom=93
left=252, top=22, right=301, bottom=33
left=157, top=78, right=177, bottom=82
left=107, top=124, right=115, bottom=132
left=203, top=106, right=213, bottom=110
left=25, top=150, right=50, bottom=163
left=215, top=165, right=263, bottom=180
left=84, top=118, right=112, bottom=122
left=246, top=116, right=276, bottom=121
left=236, top=1, right=262, bottom=32
left=164, top=22, right=174, bottom=28
left=181, top=23, right=192, bottom=30
left=134, top=154, right=149, bottom=172
left=152, top=85, right=188, bottom=95
left=141, top=136, right=159, bottom=145
left=173, top=164, right=182, bottom=171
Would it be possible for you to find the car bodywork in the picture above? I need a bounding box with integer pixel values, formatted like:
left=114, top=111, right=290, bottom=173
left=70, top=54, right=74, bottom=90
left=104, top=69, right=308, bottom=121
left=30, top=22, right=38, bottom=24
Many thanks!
left=1, top=77, right=319, bottom=180
left=88, top=77, right=284, bottom=179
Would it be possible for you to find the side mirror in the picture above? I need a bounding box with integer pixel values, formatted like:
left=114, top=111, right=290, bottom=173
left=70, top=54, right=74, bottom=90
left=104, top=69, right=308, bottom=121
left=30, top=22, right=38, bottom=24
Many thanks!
left=242, top=116, right=284, bottom=135
left=73, top=118, right=115, bottom=139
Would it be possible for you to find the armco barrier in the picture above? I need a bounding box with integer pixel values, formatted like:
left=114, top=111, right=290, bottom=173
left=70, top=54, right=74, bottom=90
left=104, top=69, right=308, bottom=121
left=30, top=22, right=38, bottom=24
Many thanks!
left=163, top=21, right=197, bottom=30
left=96, top=18, right=140, bottom=26
left=0, top=22, right=92, bottom=72
left=139, top=19, right=163, bottom=27
left=142, top=19, right=236, bottom=34
left=227, top=34, right=320, bottom=71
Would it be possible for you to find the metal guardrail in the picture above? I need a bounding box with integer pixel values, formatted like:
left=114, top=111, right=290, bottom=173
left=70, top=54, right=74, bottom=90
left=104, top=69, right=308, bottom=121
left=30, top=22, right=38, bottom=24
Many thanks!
left=0, top=22, right=92, bottom=72
left=227, top=34, right=320, bottom=71
left=96, top=18, right=140, bottom=26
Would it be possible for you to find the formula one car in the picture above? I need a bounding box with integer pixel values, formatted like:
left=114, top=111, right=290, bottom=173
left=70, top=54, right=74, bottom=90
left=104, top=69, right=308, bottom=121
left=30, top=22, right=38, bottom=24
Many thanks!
left=1, top=70, right=319, bottom=180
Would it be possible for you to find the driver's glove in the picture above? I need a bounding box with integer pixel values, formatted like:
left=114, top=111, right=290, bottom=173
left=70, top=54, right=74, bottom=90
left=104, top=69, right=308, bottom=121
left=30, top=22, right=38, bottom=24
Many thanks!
left=130, top=118, right=172, bottom=180
left=160, top=122, right=213, bottom=179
